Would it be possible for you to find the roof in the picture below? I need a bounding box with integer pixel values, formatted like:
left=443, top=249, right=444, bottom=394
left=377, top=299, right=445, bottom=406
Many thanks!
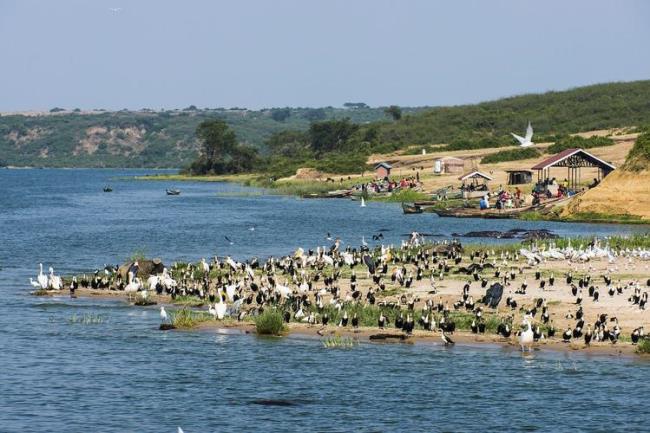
left=504, top=169, right=533, bottom=173
left=531, top=148, right=616, bottom=171
left=374, top=162, right=392, bottom=170
left=458, top=170, right=493, bottom=181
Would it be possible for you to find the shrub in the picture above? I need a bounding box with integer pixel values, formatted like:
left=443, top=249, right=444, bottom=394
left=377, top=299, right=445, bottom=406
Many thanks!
left=637, top=338, right=650, bottom=354
left=547, top=135, right=614, bottom=154
left=481, top=147, right=540, bottom=164
left=170, top=308, right=210, bottom=329
left=622, top=132, right=650, bottom=172
left=255, top=308, right=285, bottom=335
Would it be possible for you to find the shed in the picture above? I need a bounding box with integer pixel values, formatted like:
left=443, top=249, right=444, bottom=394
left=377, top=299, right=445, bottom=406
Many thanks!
left=531, top=148, right=615, bottom=190
left=434, top=157, right=465, bottom=174
left=505, top=170, right=533, bottom=185
left=458, top=170, right=492, bottom=196
left=374, top=162, right=392, bottom=178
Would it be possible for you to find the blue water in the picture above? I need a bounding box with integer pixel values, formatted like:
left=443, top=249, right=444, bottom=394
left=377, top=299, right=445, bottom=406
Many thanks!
left=1, top=169, right=649, bottom=433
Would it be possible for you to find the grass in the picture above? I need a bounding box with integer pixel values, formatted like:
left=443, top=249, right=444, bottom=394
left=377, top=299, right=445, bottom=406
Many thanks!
left=322, top=336, right=358, bottom=348
left=32, top=288, right=50, bottom=296
left=481, top=147, right=541, bottom=164
left=169, top=308, right=211, bottom=329
left=637, top=338, right=650, bottom=354
left=171, top=295, right=205, bottom=307
left=68, top=313, right=106, bottom=324
left=255, top=308, right=286, bottom=335
left=370, top=189, right=431, bottom=203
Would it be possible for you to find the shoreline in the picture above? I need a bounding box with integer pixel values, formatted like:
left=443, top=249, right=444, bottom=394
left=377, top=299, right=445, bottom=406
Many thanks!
left=35, top=287, right=648, bottom=358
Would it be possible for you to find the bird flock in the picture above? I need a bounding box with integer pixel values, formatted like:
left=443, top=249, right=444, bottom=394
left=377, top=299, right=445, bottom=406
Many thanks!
left=32, top=235, right=650, bottom=351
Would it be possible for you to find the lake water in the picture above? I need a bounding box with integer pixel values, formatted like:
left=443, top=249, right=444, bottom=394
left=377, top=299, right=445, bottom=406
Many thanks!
left=1, top=169, right=649, bottom=433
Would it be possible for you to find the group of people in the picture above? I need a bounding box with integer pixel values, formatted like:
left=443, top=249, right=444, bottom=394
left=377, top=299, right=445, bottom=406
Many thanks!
left=479, top=187, right=525, bottom=210
left=355, top=175, right=422, bottom=195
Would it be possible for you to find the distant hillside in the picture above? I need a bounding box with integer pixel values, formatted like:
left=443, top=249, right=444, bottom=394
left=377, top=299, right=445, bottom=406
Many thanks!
left=0, top=106, right=421, bottom=168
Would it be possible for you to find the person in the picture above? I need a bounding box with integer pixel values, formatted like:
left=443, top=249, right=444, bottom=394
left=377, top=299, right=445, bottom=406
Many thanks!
left=589, top=178, right=600, bottom=188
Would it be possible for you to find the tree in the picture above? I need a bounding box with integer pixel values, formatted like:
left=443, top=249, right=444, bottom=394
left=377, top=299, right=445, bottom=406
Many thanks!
left=270, top=108, right=291, bottom=122
left=308, top=118, right=359, bottom=157
left=384, top=105, right=402, bottom=121
left=302, top=108, right=327, bottom=122
left=266, top=130, right=310, bottom=157
left=343, top=102, right=368, bottom=109
left=193, top=119, right=238, bottom=174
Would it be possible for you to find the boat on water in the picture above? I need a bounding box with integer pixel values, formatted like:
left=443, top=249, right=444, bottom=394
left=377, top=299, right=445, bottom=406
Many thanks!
left=402, top=203, right=423, bottom=214
left=103, top=186, right=113, bottom=192
left=432, top=195, right=575, bottom=219
left=166, top=188, right=181, bottom=196
left=302, top=189, right=352, bottom=199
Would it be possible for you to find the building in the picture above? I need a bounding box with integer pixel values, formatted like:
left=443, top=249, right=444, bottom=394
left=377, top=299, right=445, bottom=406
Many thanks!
left=374, top=162, right=392, bottom=178
left=531, top=148, right=616, bottom=190
left=434, top=157, right=465, bottom=174
left=505, top=170, right=533, bottom=185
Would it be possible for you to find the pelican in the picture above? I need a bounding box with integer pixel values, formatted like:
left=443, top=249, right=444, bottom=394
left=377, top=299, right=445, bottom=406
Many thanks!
left=518, top=318, right=534, bottom=351
left=37, top=263, right=48, bottom=289
left=360, top=197, right=366, bottom=207
left=48, top=267, right=62, bottom=290
left=215, top=298, right=227, bottom=320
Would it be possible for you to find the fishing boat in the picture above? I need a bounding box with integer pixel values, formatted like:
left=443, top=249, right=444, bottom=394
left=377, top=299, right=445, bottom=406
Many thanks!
left=402, top=203, right=423, bottom=214
left=103, top=186, right=113, bottom=192
left=302, top=189, right=352, bottom=199
left=166, top=188, right=181, bottom=196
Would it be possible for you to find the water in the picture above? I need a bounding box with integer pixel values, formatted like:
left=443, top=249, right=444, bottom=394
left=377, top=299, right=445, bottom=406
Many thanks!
left=1, top=169, right=648, bottom=433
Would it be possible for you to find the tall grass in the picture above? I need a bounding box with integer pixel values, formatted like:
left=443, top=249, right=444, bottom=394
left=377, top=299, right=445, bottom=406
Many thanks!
left=255, top=308, right=286, bottom=335
left=637, top=338, right=650, bottom=354
left=68, top=313, right=106, bottom=325
left=170, top=308, right=211, bottom=329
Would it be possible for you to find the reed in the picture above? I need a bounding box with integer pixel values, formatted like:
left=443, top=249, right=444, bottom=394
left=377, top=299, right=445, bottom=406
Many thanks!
left=255, top=308, right=286, bottom=335
left=322, top=336, right=358, bottom=348
left=637, top=338, right=650, bottom=354
left=169, top=308, right=211, bottom=329
left=68, top=313, right=106, bottom=325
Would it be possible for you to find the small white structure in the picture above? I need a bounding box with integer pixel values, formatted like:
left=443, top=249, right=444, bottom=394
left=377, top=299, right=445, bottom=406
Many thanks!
left=434, top=157, right=465, bottom=174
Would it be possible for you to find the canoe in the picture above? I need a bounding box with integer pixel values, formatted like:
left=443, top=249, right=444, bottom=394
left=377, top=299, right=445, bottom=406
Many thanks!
left=402, top=203, right=423, bottom=214
left=302, top=190, right=352, bottom=199
left=166, top=189, right=181, bottom=196
left=432, top=196, right=571, bottom=219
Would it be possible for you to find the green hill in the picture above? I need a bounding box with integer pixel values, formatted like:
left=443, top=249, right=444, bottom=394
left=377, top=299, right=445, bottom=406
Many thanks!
left=2, top=80, right=650, bottom=169
left=0, top=106, right=420, bottom=168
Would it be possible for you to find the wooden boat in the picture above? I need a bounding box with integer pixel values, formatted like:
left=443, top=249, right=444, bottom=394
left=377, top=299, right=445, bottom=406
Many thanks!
left=432, top=195, right=572, bottom=219
left=402, top=203, right=423, bottom=214
left=302, top=189, right=352, bottom=199
left=103, top=186, right=113, bottom=192
left=166, top=188, right=181, bottom=196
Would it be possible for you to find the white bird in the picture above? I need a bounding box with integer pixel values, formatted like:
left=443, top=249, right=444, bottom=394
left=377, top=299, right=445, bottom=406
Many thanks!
left=48, top=267, right=62, bottom=290
left=178, top=427, right=185, bottom=433
left=160, top=306, right=168, bottom=323
left=29, top=278, right=41, bottom=289
left=519, top=318, right=535, bottom=352
left=37, top=263, right=48, bottom=289
left=360, top=197, right=366, bottom=207
left=511, top=121, right=534, bottom=147
left=109, top=7, right=122, bottom=13
left=214, top=298, right=227, bottom=320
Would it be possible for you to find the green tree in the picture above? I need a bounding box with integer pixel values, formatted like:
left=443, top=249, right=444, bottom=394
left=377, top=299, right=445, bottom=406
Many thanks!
left=308, top=118, right=359, bottom=157
left=266, top=130, right=310, bottom=157
left=303, top=108, right=327, bottom=121
left=193, top=119, right=238, bottom=174
left=270, top=108, right=291, bottom=122
left=384, top=105, right=402, bottom=121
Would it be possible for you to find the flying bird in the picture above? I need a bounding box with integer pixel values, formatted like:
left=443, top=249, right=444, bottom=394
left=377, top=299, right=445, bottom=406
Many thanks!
left=225, top=236, right=234, bottom=245
left=109, top=7, right=123, bottom=13
left=511, top=121, right=534, bottom=147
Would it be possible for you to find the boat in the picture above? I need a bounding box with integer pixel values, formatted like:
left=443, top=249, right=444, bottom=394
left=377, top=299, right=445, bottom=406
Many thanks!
left=302, top=189, right=352, bottom=199
left=166, top=188, right=181, bottom=196
left=402, top=203, right=423, bottom=214
left=432, top=195, right=574, bottom=219
left=103, top=186, right=113, bottom=192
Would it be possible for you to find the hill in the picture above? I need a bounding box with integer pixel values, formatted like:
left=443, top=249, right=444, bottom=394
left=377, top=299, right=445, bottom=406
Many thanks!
left=0, top=106, right=420, bottom=168
left=562, top=131, right=650, bottom=220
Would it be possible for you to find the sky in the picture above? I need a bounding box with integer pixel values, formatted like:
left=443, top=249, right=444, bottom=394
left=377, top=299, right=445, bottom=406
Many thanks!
left=1, top=0, right=649, bottom=111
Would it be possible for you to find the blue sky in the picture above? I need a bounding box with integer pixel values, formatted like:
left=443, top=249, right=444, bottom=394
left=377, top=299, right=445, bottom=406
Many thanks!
left=1, top=0, right=649, bottom=110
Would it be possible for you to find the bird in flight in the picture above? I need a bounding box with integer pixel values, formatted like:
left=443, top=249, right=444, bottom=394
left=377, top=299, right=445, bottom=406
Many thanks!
left=108, top=7, right=123, bottom=13
left=511, top=121, right=534, bottom=147
left=225, top=236, right=234, bottom=245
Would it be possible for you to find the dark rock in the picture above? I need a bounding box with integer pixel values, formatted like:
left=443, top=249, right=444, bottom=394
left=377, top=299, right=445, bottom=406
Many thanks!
left=159, top=324, right=176, bottom=331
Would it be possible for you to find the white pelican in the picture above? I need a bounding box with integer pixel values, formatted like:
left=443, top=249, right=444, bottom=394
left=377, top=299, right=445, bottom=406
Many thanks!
left=37, top=263, right=48, bottom=289
left=519, top=318, right=534, bottom=352
left=48, top=267, right=62, bottom=290
left=214, top=298, right=227, bottom=320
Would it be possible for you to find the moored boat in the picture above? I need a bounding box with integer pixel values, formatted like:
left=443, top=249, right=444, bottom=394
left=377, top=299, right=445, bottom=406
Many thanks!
left=166, top=188, right=181, bottom=196
left=402, top=202, right=423, bottom=214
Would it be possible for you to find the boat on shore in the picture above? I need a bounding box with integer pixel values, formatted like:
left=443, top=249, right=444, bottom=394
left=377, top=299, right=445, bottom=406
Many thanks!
left=302, top=189, right=352, bottom=199
left=402, top=203, right=423, bottom=214
left=103, top=186, right=113, bottom=192
left=166, top=188, right=181, bottom=196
